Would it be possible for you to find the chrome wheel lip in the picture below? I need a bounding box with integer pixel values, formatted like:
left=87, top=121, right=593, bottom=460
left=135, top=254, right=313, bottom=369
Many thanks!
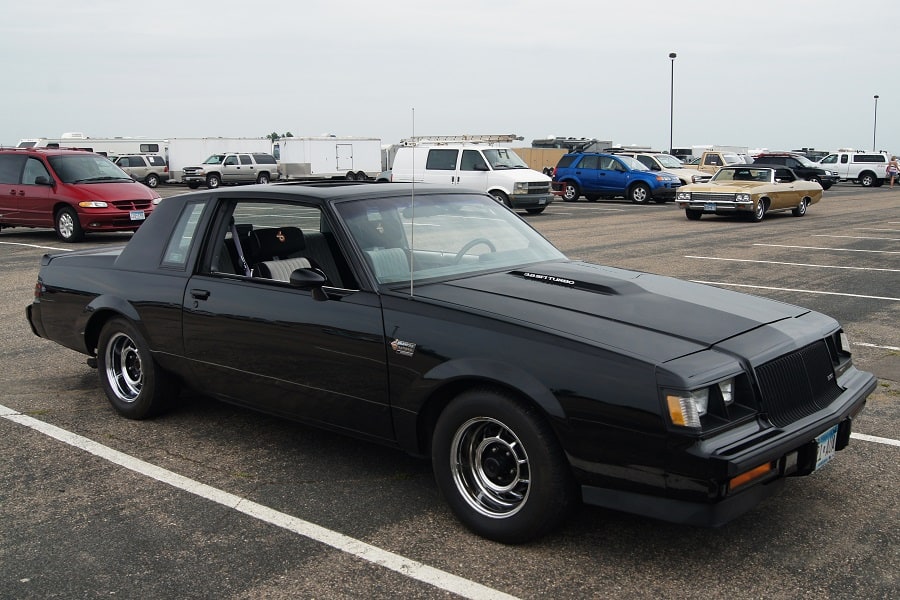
left=105, top=332, right=143, bottom=403
left=450, top=416, right=530, bottom=519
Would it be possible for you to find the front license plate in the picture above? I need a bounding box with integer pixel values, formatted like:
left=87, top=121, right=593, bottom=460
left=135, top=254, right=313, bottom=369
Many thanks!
left=130, top=210, right=146, bottom=221
left=703, top=202, right=716, bottom=212
left=814, top=424, right=839, bottom=471
left=539, top=198, right=546, bottom=205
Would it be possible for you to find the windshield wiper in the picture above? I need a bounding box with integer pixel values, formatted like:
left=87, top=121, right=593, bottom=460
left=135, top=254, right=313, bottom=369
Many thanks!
left=73, top=176, right=132, bottom=183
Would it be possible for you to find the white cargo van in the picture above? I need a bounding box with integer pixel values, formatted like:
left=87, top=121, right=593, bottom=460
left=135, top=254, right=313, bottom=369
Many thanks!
left=390, top=135, right=554, bottom=214
left=817, top=150, right=888, bottom=187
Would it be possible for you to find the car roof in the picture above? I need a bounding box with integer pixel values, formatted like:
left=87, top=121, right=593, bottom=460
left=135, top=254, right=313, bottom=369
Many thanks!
left=199, top=181, right=472, bottom=202
left=0, top=147, right=97, bottom=157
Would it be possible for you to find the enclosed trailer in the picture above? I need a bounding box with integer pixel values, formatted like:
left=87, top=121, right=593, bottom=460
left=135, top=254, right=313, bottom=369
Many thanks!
left=18, top=133, right=167, bottom=158
left=276, top=136, right=382, bottom=180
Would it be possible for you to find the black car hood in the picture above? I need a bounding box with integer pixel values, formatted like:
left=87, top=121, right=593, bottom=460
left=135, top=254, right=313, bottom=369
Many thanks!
left=410, top=261, right=808, bottom=363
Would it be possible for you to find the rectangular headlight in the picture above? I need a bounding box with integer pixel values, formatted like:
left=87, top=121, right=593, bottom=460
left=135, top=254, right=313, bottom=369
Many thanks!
left=513, top=182, right=529, bottom=194
left=666, top=389, right=709, bottom=428
left=676, top=191, right=692, bottom=201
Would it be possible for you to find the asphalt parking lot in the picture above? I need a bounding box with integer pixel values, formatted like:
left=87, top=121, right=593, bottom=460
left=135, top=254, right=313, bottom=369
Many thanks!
left=1, top=183, right=898, bottom=599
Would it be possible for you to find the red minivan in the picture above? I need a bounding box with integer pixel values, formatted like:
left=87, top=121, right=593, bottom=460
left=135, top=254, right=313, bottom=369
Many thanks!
left=0, top=147, right=162, bottom=242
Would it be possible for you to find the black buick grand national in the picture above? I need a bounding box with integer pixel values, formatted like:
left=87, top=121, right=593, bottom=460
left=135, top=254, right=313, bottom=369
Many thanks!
left=26, top=182, right=876, bottom=543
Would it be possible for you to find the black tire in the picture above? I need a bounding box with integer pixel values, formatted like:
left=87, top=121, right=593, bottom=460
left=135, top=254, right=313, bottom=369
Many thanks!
left=431, top=389, right=576, bottom=544
left=526, top=207, right=546, bottom=214
left=356, top=171, right=368, bottom=181
left=792, top=198, right=809, bottom=217
left=807, top=176, right=821, bottom=187
left=345, top=171, right=357, bottom=181
left=55, top=206, right=84, bottom=242
left=187, top=181, right=200, bottom=189
left=97, top=317, right=178, bottom=420
left=256, top=173, right=270, bottom=184
left=685, top=209, right=702, bottom=220
left=206, top=173, right=221, bottom=189
left=859, top=172, right=876, bottom=187
left=822, top=182, right=832, bottom=190
left=561, top=182, right=580, bottom=202
left=629, top=183, right=651, bottom=204
left=750, top=199, right=767, bottom=222
left=145, top=173, right=160, bottom=188
left=490, top=190, right=511, bottom=208
left=585, top=194, right=601, bottom=202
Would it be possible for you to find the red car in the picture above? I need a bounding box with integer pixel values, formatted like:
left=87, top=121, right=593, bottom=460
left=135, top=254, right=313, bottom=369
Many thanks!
left=0, top=147, right=161, bottom=242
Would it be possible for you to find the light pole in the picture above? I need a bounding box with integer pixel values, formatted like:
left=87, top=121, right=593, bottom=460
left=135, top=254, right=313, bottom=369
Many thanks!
left=669, top=52, right=677, bottom=154
left=873, top=94, right=879, bottom=151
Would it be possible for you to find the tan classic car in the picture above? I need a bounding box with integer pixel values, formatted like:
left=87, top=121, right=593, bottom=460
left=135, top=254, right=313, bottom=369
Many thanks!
left=675, top=166, right=823, bottom=222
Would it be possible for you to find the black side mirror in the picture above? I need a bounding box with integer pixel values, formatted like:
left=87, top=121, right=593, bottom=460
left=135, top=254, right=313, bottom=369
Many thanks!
left=290, top=268, right=328, bottom=300
left=34, top=175, right=53, bottom=186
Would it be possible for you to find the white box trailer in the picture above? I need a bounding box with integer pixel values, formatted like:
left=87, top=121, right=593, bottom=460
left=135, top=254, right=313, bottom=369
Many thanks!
left=168, top=137, right=274, bottom=182
left=276, top=136, right=382, bottom=180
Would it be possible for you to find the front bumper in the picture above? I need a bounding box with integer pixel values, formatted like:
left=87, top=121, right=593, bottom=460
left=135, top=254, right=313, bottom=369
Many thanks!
left=651, top=185, right=680, bottom=200
left=509, top=193, right=554, bottom=210
left=577, top=365, right=876, bottom=526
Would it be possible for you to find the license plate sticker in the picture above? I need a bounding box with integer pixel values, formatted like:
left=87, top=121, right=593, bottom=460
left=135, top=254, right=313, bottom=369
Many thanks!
left=814, top=424, right=839, bottom=471
left=130, top=210, right=146, bottom=221
left=703, top=202, right=716, bottom=212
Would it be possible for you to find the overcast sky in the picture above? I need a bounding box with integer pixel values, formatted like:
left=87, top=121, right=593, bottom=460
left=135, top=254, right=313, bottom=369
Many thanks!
left=3, top=1, right=899, bottom=154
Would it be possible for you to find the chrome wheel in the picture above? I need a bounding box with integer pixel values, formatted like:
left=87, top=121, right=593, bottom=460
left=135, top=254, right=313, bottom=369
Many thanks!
left=57, top=212, right=75, bottom=239
left=450, top=417, right=530, bottom=518
left=105, top=332, right=143, bottom=403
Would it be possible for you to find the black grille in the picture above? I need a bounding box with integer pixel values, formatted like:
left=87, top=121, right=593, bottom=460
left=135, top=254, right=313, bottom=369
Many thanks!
left=755, top=341, right=842, bottom=427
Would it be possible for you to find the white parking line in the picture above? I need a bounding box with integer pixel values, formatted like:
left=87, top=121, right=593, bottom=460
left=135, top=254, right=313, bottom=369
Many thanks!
left=851, top=433, right=900, bottom=448
left=685, top=256, right=900, bottom=273
left=754, top=244, right=900, bottom=255
left=0, top=404, right=518, bottom=600
left=0, top=241, right=72, bottom=252
left=812, top=234, right=900, bottom=242
left=854, top=342, right=900, bottom=351
left=691, top=280, right=900, bottom=302
left=855, top=228, right=900, bottom=233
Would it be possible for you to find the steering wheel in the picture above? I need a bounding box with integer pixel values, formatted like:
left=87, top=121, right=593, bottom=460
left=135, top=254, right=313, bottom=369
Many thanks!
left=454, top=238, right=497, bottom=263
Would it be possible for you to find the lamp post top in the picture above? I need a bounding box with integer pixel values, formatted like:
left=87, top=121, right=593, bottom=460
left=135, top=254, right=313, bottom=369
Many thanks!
left=669, top=52, right=677, bottom=59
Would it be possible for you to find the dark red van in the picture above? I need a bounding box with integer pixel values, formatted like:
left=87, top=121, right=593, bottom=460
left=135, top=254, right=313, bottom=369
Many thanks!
left=0, top=147, right=161, bottom=242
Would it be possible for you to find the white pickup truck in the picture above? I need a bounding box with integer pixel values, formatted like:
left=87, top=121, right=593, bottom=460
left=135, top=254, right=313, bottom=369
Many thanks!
left=816, top=151, right=888, bottom=187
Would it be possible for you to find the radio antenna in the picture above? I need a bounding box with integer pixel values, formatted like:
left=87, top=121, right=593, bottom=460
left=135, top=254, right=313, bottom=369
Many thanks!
left=409, top=107, right=416, bottom=297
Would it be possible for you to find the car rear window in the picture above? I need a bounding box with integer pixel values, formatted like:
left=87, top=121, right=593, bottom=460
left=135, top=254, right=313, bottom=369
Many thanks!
left=556, top=155, right=578, bottom=168
left=148, top=155, right=166, bottom=166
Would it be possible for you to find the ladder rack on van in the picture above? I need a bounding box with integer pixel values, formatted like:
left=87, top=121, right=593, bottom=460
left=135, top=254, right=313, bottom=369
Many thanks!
left=400, top=134, right=524, bottom=146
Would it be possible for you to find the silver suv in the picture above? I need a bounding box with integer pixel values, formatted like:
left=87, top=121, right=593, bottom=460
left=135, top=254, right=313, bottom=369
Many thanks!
left=114, top=154, right=169, bottom=188
left=183, top=152, right=280, bottom=189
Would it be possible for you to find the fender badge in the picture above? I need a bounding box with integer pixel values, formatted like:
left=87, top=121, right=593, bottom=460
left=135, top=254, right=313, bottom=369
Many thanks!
left=276, top=230, right=286, bottom=242
left=391, top=339, right=416, bottom=357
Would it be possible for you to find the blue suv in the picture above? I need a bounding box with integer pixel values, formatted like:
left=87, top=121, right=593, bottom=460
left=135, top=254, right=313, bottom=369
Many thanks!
left=552, top=152, right=681, bottom=203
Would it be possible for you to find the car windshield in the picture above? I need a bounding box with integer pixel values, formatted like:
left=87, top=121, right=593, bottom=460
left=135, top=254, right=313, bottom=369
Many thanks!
left=47, top=154, right=133, bottom=183
left=711, top=167, right=773, bottom=183
left=482, top=148, right=529, bottom=169
left=336, top=192, right=566, bottom=285
left=619, top=156, right=648, bottom=171
left=203, top=154, right=226, bottom=165
left=654, top=154, right=684, bottom=168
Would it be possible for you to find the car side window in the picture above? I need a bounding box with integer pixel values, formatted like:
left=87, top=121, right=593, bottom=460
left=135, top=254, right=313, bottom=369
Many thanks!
left=636, top=156, right=654, bottom=169
left=224, top=156, right=239, bottom=166
left=579, top=155, right=600, bottom=170
left=425, top=149, right=459, bottom=171
left=239, top=155, right=252, bottom=165
left=21, top=157, right=51, bottom=185
left=162, top=201, right=208, bottom=269
left=0, top=154, right=27, bottom=184
left=459, top=150, right=488, bottom=171
left=600, top=156, right=619, bottom=170
left=205, top=200, right=356, bottom=289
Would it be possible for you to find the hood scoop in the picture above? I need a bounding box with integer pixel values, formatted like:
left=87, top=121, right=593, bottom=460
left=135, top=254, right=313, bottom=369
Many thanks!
left=513, top=269, right=632, bottom=296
